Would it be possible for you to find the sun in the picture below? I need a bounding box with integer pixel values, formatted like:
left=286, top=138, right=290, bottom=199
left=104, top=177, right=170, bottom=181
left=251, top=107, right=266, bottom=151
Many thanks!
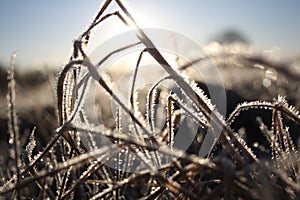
left=112, top=9, right=156, bottom=33
left=133, top=11, right=155, bottom=28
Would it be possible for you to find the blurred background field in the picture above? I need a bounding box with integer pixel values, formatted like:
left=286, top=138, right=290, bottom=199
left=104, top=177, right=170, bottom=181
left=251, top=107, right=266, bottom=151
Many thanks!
left=0, top=40, right=299, bottom=161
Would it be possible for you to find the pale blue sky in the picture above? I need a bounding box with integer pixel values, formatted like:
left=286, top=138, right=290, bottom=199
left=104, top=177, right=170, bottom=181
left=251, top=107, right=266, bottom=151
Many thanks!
left=0, top=0, right=300, bottom=69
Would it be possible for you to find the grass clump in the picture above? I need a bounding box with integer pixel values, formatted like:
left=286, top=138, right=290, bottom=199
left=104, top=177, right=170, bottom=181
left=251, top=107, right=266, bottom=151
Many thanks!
left=0, top=0, right=300, bottom=199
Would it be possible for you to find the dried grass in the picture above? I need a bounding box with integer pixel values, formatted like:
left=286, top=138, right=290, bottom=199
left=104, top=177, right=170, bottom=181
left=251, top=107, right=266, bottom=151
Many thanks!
left=0, top=0, right=299, bottom=199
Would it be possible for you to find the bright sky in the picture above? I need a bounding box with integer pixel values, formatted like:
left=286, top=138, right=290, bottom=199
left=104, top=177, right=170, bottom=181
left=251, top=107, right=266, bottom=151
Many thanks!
left=1, top=0, right=300, bottom=70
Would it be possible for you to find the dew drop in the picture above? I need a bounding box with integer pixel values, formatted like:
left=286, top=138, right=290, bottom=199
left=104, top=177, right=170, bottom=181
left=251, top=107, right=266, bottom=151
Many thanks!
left=254, top=64, right=265, bottom=70
left=263, top=78, right=271, bottom=88
left=265, top=68, right=277, bottom=81
left=8, top=138, right=14, bottom=144
left=253, top=142, right=259, bottom=148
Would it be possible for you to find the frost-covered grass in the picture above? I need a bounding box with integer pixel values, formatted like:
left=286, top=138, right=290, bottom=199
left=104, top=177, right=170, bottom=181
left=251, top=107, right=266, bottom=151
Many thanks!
left=1, top=0, right=300, bottom=199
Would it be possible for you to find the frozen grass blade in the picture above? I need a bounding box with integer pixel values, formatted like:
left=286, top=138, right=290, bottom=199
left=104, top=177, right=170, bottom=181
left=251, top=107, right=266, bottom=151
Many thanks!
left=6, top=52, right=21, bottom=200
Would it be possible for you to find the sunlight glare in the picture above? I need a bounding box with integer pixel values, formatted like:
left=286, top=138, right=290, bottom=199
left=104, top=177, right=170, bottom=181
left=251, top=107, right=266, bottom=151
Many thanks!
left=133, top=11, right=156, bottom=28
